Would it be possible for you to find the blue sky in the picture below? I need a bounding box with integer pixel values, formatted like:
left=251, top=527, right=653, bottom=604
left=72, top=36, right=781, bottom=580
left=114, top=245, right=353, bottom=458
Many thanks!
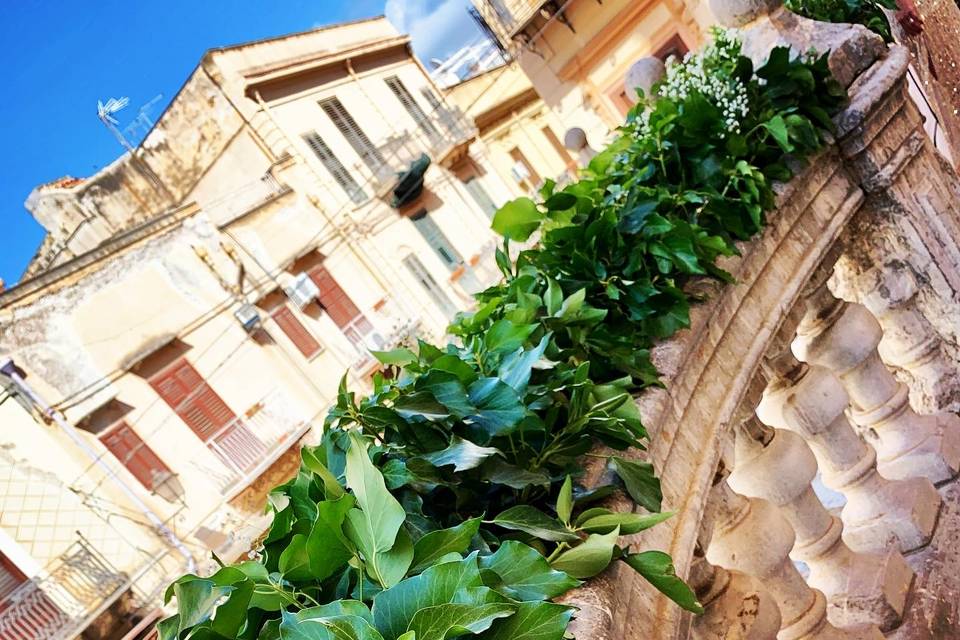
left=0, top=0, right=482, bottom=284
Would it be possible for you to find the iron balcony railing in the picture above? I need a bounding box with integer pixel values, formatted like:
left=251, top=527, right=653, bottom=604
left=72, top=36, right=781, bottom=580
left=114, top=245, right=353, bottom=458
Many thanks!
left=477, top=0, right=550, bottom=40
left=354, top=106, right=477, bottom=198
left=198, top=388, right=312, bottom=493
left=0, top=534, right=127, bottom=640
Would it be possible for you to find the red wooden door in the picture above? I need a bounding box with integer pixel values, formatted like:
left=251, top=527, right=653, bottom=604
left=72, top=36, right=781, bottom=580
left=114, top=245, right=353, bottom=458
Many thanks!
left=148, top=359, right=236, bottom=442
left=271, top=306, right=321, bottom=358
left=99, top=423, right=172, bottom=491
left=307, top=265, right=363, bottom=328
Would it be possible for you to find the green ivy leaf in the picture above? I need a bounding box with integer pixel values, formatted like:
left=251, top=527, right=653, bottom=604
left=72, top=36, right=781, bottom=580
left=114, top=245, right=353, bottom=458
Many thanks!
left=302, top=447, right=346, bottom=499
left=492, top=506, right=579, bottom=542
left=549, top=527, right=620, bottom=579
left=623, top=551, right=703, bottom=614
left=608, top=456, right=662, bottom=512
left=411, top=518, right=482, bottom=574
left=556, top=476, right=573, bottom=525
left=482, top=602, right=574, bottom=640
left=466, top=377, right=526, bottom=439
left=406, top=602, right=516, bottom=640
left=372, top=555, right=484, bottom=640
left=762, top=115, right=794, bottom=153
left=479, top=458, right=550, bottom=490
left=578, top=511, right=673, bottom=535
left=279, top=610, right=385, bottom=640
left=343, top=433, right=409, bottom=587
left=479, top=541, right=580, bottom=601
left=419, top=436, right=501, bottom=472
left=491, top=197, right=543, bottom=241
left=371, top=349, right=418, bottom=367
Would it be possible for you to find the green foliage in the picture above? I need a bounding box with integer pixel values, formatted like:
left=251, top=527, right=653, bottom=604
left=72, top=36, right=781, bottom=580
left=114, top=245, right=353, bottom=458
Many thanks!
left=161, top=30, right=846, bottom=640
left=785, top=0, right=897, bottom=41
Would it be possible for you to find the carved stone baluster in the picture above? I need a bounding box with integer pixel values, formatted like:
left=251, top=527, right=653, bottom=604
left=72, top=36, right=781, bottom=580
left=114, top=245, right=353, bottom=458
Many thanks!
left=793, top=282, right=960, bottom=483
left=706, top=480, right=872, bottom=640
left=756, top=351, right=940, bottom=554
left=690, top=461, right=781, bottom=640
left=689, top=546, right=782, bottom=640
left=833, top=265, right=960, bottom=414
left=729, top=417, right=912, bottom=631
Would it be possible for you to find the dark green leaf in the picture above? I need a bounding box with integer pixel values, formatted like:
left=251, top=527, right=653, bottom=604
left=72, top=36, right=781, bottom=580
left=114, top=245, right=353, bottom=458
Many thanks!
left=608, top=456, right=662, bottom=512
left=411, top=518, right=482, bottom=573
left=623, top=551, right=703, bottom=614
left=492, top=506, right=579, bottom=542
left=549, top=527, right=619, bottom=579
left=491, top=197, right=543, bottom=241
left=479, top=541, right=580, bottom=601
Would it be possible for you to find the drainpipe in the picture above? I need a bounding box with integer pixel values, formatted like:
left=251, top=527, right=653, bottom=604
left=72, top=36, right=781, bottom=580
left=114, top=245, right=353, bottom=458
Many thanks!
left=0, top=357, right=197, bottom=573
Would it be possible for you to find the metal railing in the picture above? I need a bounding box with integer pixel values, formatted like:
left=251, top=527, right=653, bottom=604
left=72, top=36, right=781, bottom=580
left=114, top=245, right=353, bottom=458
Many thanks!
left=0, top=535, right=126, bottom=640
left=339, top=295, right=422, bottom=371
left=477, top=0, right=549, bottom=40
left=355, top=107, right=476, bottom=197
left=196, top=389, right=311, bottom=493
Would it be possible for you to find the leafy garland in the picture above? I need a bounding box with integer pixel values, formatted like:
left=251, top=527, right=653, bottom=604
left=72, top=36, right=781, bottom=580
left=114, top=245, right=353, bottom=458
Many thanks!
left=159, top=31, right=846, bottom=640
left=785, top=0, right=898, bottom=42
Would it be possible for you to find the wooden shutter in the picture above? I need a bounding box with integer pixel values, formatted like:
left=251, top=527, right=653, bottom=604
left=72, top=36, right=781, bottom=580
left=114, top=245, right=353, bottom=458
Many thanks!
left=302, top=131, right=367, bottom=203
left=463, top=176, right=498, bottom=217
left=0, top=554, right=26, bottom=610
left=410, top=209, right=463, bottom=270
left=149, top=358, right=236, bottom=442
left=307, top=264, right=363, bottom=328
left=99, top=422, right=171, bottom=491
left=320, top=98, right=386, bottom=170
left=403, top=254, right=458, bottom=318
left=271, top=306, right=322, bottom=358
left=385, top=76, right=441, bottom=139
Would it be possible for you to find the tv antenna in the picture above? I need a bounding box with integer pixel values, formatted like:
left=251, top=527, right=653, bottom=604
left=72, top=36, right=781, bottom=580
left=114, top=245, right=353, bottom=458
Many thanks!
left=97, top=96, right=134, bottom=152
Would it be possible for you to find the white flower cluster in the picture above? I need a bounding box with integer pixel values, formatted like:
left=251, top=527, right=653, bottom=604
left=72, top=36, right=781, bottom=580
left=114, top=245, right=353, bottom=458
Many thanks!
left=656, top=30, right=751, bottom=136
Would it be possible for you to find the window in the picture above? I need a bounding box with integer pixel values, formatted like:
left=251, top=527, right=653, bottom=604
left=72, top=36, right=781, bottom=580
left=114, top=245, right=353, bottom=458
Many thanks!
left=385, top=76, right=441, bottom=140
left=462, top=176, right=498, bottom=218
left=542, top=126, right=577, bottom=173
left=509, top=147, right=541, bottom=189
left=403, top=254, right=459, bottom=318
left=0, top=553, right=26, bottom=609
left=271, top=305, right=322, bottom=358
left=410, top=209, right=463, bottom=270
left=302, top=131, right=367, bottom=204
left=320, top=97, right=387, bottom=173
left=100, top=422, right=172, bottom=492
left=149, top=358, right=237, bottom=442
left=307, top=263, right=365, bottom=329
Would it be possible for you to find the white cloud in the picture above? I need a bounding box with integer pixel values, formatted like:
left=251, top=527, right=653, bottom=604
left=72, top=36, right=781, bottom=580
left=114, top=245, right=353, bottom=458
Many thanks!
left=385, top=0, right=480, bottom=60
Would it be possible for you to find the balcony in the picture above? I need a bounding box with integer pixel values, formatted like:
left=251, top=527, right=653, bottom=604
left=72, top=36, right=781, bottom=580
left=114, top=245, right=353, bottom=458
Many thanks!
left=352, top=105, right=477, bottom=203
left=475, top=0, right=557, bottom=44
left=0, top=535, right=127, bottom=640
left=191, top=389, right=312, bottom=495
left=340, top=294, right=422, bottom=372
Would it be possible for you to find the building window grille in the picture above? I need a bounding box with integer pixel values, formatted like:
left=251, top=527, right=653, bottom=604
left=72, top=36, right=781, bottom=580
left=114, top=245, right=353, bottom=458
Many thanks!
left=319, top=97, right=386, bottom=173
left=385, top=76, right=441, bottom=140
left=302, top=131, right=367, bottom=204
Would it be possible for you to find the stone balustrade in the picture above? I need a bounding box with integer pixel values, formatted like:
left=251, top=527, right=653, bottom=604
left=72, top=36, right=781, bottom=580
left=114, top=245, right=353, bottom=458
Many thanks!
left=554, top=0, right=960, bottom=635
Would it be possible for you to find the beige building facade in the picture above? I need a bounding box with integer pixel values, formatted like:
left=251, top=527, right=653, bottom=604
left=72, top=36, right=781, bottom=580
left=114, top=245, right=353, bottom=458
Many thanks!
left=471, top=0, right=713, bottom=151
left=0, top=17, right=511, bottom=640
left=444, top=61, right=580, bottom=197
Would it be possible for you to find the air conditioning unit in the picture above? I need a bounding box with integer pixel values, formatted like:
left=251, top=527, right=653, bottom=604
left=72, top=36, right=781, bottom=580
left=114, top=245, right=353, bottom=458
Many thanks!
left=234, top=303, right=262, bottom=332
left=285, top=273, right=320, bottom=309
